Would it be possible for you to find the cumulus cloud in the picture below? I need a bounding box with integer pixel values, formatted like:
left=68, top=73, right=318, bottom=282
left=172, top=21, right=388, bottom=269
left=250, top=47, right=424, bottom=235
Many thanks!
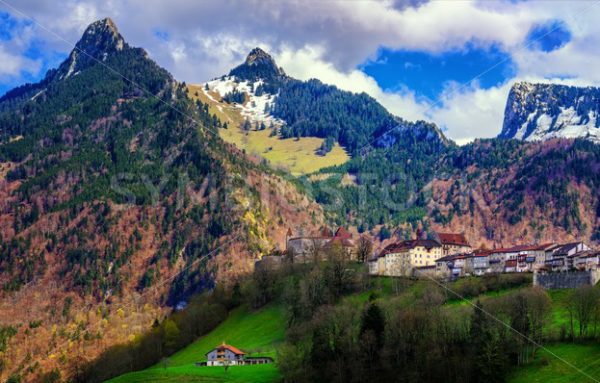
left=278, top=46, right=431, bottom=122
left=0, top=44, right=40, bottom=77
left=276, top=46, right=509, bottom=144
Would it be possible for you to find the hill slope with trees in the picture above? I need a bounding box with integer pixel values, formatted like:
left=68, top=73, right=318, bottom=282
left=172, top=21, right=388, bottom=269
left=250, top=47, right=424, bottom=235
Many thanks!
left=0, top=19, right=324, bottom=382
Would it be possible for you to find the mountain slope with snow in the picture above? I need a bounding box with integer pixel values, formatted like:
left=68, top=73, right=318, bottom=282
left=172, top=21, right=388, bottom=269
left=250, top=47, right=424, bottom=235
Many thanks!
left=199, top=48, right=449, bottom=157
left=499, top=82, right=600, bottom=143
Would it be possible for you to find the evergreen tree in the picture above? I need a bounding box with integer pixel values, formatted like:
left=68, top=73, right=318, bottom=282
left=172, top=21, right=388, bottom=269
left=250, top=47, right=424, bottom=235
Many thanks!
left=360, top=302, right=385, bottom=348
left=470, top=301, right=508, bottom=383
left=242, top=119, right=251, bottom=132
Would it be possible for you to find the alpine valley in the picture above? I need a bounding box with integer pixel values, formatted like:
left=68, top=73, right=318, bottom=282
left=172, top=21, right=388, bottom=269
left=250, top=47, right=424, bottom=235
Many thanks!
left=1, top=17, right=600, bottom=383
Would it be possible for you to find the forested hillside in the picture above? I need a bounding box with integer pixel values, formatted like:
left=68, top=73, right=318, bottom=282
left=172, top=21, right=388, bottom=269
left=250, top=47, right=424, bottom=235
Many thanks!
left=0, top=19, right=324, bottom=382
left=206, top=48, right=448, bottom=157
left=201, top=48, right=600, bottom=248
left=310, top=137, right=600, bottom=247
left=429, top=138, right=600, bottom=247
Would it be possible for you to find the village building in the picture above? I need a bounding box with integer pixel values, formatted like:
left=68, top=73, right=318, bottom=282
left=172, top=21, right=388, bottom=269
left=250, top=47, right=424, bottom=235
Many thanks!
left=286, top=226, right=356, bottom=262
left=465, top=250, right=493, bottom=276
left=205, top=343, right=246, bottom=366
left=434, top=232, right=472, bottom=256
left=573, top=251, right=600, bottom=270
left=285, top=226, right=332, bottom=261
left=487, top=244, right=553, bottom=273
left=370, top=239, right=442, bottom=277
left=203, top=343, right=273, bottom=367
left=368, top=253, right=386, bottom=275
left=435, top=253, right=468, bottom=278
left=545, top=242, right=591, bottom=272
left=324, top=227, right=358, bottom=261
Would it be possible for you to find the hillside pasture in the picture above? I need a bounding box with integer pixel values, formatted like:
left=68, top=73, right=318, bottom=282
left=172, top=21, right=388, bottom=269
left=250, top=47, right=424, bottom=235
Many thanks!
left=105, top=304, right=284, bottom=383
left=187, top=84, right=349, bottom=175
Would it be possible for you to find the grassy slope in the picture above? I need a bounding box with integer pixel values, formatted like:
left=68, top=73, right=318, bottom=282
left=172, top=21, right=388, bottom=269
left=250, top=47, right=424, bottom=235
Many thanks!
left=508, top=288, right=600, bottom=383
left=107, top=276, right=600, bottom=383
left=187, top=84, right=349, bottom=175
left=508, top=343, right=600, bottom=383
left=106, top=305, right=285, bottom=383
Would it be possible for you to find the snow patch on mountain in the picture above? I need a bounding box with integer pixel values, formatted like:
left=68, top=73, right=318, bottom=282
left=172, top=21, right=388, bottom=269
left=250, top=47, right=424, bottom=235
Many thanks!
left=204, top=76, right=285, bottom=126
left=500, top=82, right=600, bottom=143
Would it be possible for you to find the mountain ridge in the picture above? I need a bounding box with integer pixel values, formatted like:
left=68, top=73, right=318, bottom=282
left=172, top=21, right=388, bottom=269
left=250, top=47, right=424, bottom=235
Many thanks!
left=206, top=47, right=449, bottom=157
left=499, top=81, right=600, bottom=143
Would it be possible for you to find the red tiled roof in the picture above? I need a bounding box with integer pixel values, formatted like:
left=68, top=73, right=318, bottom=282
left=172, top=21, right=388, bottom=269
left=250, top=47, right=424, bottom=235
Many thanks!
left=326, top=237, right=355, bottom=248
left=493, top=243, right=557, bottom=253
left=379, top=239, right=441, bottom=257
left=412, top=239, right=442, bottom=250
left=334, top=227, right=352, bottom=239
left=207, top=343, right=245, bottom=355
left=436, top=232, right=469, bottom=246
left=379, top=242, right=411, bottom=256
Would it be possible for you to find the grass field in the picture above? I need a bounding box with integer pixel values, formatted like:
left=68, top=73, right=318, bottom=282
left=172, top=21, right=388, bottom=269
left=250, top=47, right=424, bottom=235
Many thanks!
left=106, top=275, right=600, bottom=383
left=187, top=84, right=349, bottom=175
left=508, top=343, right=600, bottom=383
left=105, top=364, right=279, bottom=383
left=105, top=304, right=285, bottom=383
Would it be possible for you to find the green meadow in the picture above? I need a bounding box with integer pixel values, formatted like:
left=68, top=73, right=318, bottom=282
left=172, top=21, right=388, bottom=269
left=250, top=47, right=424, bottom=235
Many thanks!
left=107, top=275, right=600, bottom=383
left=508, top=343, right=600, bottom=383
left=106, top=305, right=285, bottom=383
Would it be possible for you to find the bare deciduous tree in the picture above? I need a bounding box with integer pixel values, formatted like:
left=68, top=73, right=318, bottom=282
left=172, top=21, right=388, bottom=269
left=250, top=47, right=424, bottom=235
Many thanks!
left=357, top=235, right=373, bottom=263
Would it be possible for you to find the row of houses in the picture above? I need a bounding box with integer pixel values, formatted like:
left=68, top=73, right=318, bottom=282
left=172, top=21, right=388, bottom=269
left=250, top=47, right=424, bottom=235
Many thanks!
left=369, top=233, right=599, bottom=279
left=368, top=231, right=472, bottom=277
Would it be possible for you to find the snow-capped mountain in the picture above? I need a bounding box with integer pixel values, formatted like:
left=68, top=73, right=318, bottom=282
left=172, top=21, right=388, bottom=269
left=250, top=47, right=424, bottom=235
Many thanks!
left=499, top=82, right=600, bottom=143
left=201, top=47, right=287, bottom=126
left=200, top=47, right=448, bottom=155
left=204, top=75, right=284, bottom=126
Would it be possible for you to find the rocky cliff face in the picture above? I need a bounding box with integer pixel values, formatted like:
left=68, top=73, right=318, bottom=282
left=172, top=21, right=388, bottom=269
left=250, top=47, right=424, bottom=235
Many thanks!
left=228, top=47, right=286, bottom=82
left=500, top=81, right=600, bottom=143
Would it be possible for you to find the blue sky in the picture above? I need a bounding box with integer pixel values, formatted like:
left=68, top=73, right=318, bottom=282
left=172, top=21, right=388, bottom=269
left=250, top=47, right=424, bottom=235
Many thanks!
left=360, top=45, right=516, bottom=101
left=0, top=0, right=598, bottom=143
left=0, top=12, right=66, bottom=95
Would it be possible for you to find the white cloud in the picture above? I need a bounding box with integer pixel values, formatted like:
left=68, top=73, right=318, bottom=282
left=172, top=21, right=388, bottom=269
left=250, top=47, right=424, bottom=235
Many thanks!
left=429, top=82, right=512, bottom=144
left=276, top=45, right=510, bottom=144
left=276, top=45, right=431, bottom=123
left=0, top=44, right=40, bottom=77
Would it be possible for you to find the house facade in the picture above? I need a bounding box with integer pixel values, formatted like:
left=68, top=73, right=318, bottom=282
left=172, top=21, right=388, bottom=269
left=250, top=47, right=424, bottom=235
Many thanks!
left=370, top=239, right=442, bottom=277
left=434, top=232, right=472, bottom=256
left=465, top=250, right=492, bottom=276
left=204, top=343, right=273, bottom=367
left=286, top=226, right=356, bottom=262
left=366, top=234, right=596, bottom=280
left=435, top=254, right=469, bottom=278
left=545, top=242, right=592, bottom=272
left=206, top=344, right=246, bottom=366
left=573, top=252, right=600, bottom=270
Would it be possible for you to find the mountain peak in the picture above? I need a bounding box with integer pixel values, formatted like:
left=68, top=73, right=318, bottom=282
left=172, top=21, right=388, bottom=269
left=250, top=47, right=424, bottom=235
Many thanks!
left=245, top=47, right=274, bottom=65
left=52, top=17, right=128, bottom=80
left=229, top=47, right=285, bottom=81
left=499, top=81, right=600, bottom=142
left=76, top=17, right=126, bottom=54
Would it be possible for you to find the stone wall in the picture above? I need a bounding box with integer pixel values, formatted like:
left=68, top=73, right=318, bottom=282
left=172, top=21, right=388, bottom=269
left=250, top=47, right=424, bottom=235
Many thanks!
left=533, top=270, right=595, bottom=289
